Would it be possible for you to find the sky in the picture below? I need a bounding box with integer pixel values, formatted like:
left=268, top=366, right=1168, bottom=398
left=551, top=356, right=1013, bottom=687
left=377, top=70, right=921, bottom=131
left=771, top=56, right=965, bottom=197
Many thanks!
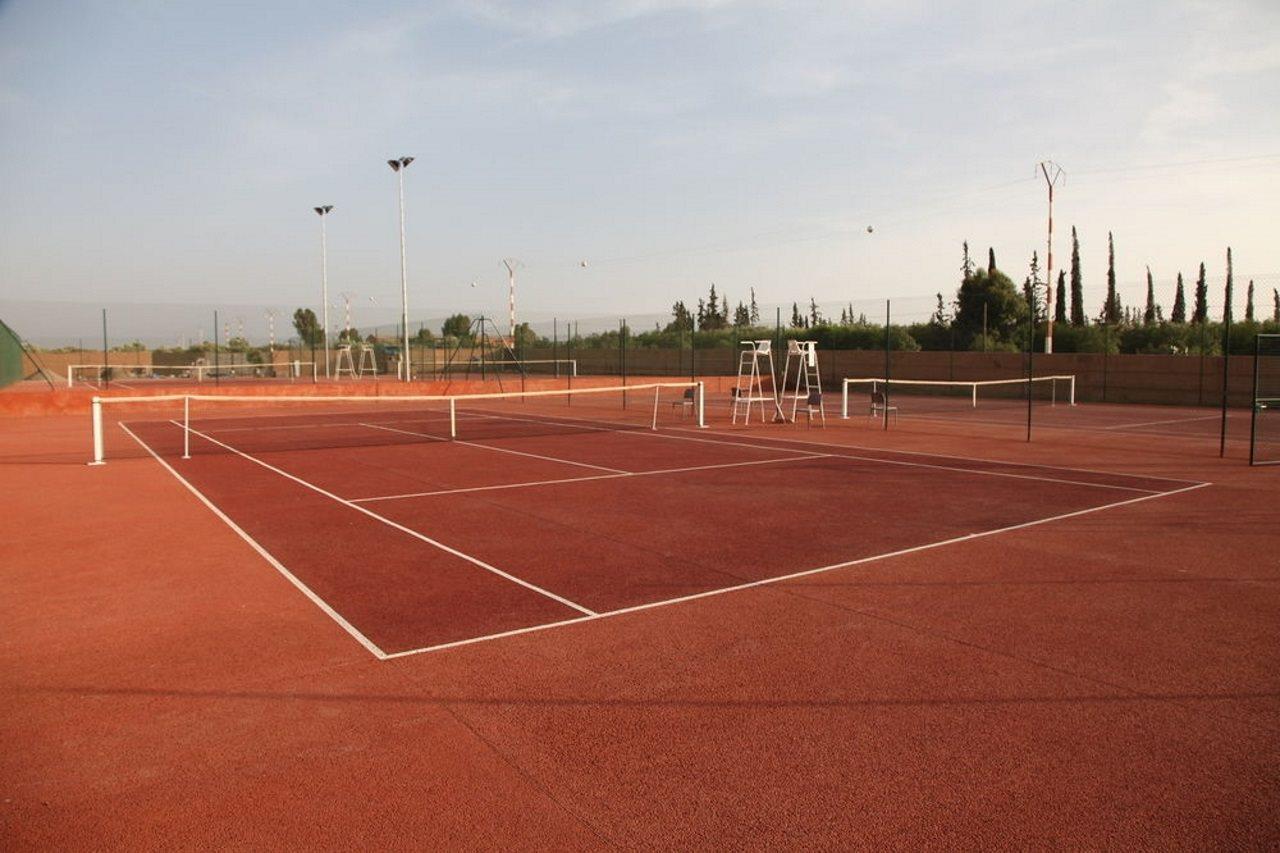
left=1, top=0, right=1279, bottom=344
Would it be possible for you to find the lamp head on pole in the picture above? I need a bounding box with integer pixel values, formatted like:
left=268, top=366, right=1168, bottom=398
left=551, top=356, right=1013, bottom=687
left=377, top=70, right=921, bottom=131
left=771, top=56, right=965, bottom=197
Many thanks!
left=314, top=205, right=333, bottom=216
left=388, top=156, right=414, bottom=172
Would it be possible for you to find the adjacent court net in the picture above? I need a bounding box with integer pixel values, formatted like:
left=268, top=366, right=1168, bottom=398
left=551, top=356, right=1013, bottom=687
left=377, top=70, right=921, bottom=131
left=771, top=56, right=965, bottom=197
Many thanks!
left=69, top=361, right=317, bottom=388
left=89, top=380, right=704, bottom=464
left=1252, top=334, right=1279, bottom=466
left=840, top=375, right=1076, bottom=418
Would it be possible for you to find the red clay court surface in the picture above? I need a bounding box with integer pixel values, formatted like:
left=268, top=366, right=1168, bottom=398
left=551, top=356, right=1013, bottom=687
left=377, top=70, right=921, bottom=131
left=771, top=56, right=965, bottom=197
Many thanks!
left=2, top=388, right=1278, bottom=848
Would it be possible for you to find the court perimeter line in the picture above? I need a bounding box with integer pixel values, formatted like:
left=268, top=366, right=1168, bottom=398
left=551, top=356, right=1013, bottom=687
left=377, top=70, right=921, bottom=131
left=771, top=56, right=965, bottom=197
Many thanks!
left=1101, top=414, right=1222, bottom=430
left=416, top=404, right=1174, bottom=492
left=360, top=422, right=629, bottom=474
left=351, top=453, right=830, bottom=503
left=662, top=425, right=1205, bottom=486
left=382, top=481, right=1212, bottom=658
left=638, top=427, right=1164, bottom=494
left=170, top=420, right=598, bottom=618
left=119, top=423, right=390, bottom=660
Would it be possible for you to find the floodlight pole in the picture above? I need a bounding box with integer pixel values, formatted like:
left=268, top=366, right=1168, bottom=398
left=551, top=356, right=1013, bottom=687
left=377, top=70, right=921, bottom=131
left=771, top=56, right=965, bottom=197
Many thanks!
left=314, top=205, right=334, bottom=377
left=388, top=156, right=414, bottom=381
left=1038, top=161, right=1064, bottom=354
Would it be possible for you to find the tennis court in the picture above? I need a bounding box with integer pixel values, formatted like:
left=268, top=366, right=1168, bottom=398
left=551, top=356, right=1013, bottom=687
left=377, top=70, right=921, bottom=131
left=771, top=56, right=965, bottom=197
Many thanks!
left=94, top=382, right=1208, bottom=657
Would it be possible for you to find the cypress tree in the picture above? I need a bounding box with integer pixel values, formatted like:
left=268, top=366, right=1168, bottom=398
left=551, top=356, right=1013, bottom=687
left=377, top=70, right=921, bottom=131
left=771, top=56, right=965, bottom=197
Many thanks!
left=988, top=247, right=996, bottom=276
left=790, top=302, right=803, bottom=328
left=1103, top=232, right=1122, bottom=323
left=749, top=287, right=759, bottom=324
left=1192, top=263, right=1208, bottom=324
left=1223, top=248, right=1234, bottom=324
left=1069, top=226, right=1084, bottom=326
left=1274, top=288, right=1280, bottom=322
left=962, top=241, right=974, bottom=281
left=1143, top=266, right=1157, bottom=325
left=1245, top=280, right=1255, bottom=322
left=1055, top=271, right=1067, bottom=324
left=1171, top=273, right=1187, bottom=323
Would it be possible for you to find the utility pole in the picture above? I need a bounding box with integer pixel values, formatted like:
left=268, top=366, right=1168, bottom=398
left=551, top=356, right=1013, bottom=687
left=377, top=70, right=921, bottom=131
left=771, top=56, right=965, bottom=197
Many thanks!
left=504, top=258, right=523, bottom=342
left=1038, top=161, right=1064, bottom=354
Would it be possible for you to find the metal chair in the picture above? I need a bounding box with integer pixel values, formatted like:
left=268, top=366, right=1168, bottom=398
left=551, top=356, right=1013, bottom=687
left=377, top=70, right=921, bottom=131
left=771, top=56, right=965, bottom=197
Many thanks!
left=869, top=389, right=897, bottom=423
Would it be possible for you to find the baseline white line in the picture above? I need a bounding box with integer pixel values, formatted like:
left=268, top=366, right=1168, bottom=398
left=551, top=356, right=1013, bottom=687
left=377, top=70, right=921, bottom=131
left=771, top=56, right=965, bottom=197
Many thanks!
left=360, top=421, right=629, bottom=474
left=170, top=420, right=598, bottom=617
left=119, top=423, right=389, bottom=659
left=351, top=453, right=829, bottom=503
left=637, top=427, right=1162, bottom=494
left=1102, top=414, right=1222, bottom=430
left=663, top=424, right=1205, bottom=486
left=383, top=481, right=1213, bottom=658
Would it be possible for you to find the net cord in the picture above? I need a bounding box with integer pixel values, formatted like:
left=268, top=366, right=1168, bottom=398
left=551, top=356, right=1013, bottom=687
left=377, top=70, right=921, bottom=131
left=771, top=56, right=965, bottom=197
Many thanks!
left=90, top=380, right=704, bottom=464
left=840, top=375, right=1076, bottom=418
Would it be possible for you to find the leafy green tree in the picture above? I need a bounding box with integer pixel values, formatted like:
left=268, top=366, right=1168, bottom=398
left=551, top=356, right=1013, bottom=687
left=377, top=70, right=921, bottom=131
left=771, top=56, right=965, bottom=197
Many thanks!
left=1143, top=267, right=1157, bottom=325
left=1192, top=263, right=1208, bottom=323
left=954, top=265, right=1026, bottom=350
left=1054, top=271, right=1067, bottom=324
left=292, top=308, right=323, bottom=347
left=413, top=326, right=436, bottom=344
left=701, top=284, right=726, bottom=330
left=790, top=302, right=804, bottom=328
left=931, top=293, right=949, bottom=325
left=667, top=301, right=693, bottom=332
left=1069, top=226, right=1085, bottom=326
left=441, top=313, right=473, bottom=340
left=1171, top=272, right=1187, bottom=323
left=733, top=302, right=750, bottom=326
left=1102, top=232, right=1122, bottom=324
left=336, top=327, right=361, bottom=344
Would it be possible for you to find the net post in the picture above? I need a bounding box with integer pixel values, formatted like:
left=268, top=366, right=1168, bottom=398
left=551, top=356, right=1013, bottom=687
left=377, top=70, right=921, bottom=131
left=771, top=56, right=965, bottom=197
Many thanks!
left=182, top=396, right=191, bottom=460
left=972, top=382, right=977, bottom=407
left=651, top=385, right=660, bottom=430
left=67, top=365, right=73, bottom=389
left=449, top=398, right=457, bottom=439
left=89, top=397, right=105, bottom=465
left=841, top=379, right=849, bottom=419
left=1070, top=375, right=1076, bottom=405
left=1250, top=334, right=1259, bottom=466
left=696, top=381, right=707, bottom=428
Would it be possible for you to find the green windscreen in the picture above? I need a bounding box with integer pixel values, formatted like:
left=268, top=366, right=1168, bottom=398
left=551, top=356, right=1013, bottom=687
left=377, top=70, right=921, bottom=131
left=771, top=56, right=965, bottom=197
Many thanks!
left=0, top=319, right=24, bottom=389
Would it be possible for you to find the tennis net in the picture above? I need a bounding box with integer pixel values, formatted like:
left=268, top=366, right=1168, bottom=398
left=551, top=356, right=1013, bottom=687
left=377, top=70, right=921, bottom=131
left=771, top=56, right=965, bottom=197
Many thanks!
left=841, top=375, right=1075, bottom=418
left=69, top=361, right=317, bottom=388
left=89, top=380, right=704, bottom=464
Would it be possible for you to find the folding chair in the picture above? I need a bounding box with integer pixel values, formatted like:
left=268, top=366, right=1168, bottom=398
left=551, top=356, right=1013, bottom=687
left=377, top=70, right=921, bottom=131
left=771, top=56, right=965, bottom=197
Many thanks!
left=869, top=389, right=897, bottom=423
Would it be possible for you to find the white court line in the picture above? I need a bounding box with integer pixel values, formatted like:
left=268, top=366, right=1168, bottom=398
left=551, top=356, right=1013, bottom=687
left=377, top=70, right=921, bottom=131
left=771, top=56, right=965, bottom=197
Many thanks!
left=359, top=421, right=628, bottom=474
left=632, top=426, right=1164, bottom=494
left=663, top=424, right=1205, bottom=486
left=351, top=453, right=830, bottom=503
left=169, top=420, right=597, bottom=617
left=119, top=423, right=389, bottom=660
left=1102, top=414, right=1222, bottom=430
left=382, top=480, right=1213, bottom=658
left=417, top=404, right=1176, bottom=493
